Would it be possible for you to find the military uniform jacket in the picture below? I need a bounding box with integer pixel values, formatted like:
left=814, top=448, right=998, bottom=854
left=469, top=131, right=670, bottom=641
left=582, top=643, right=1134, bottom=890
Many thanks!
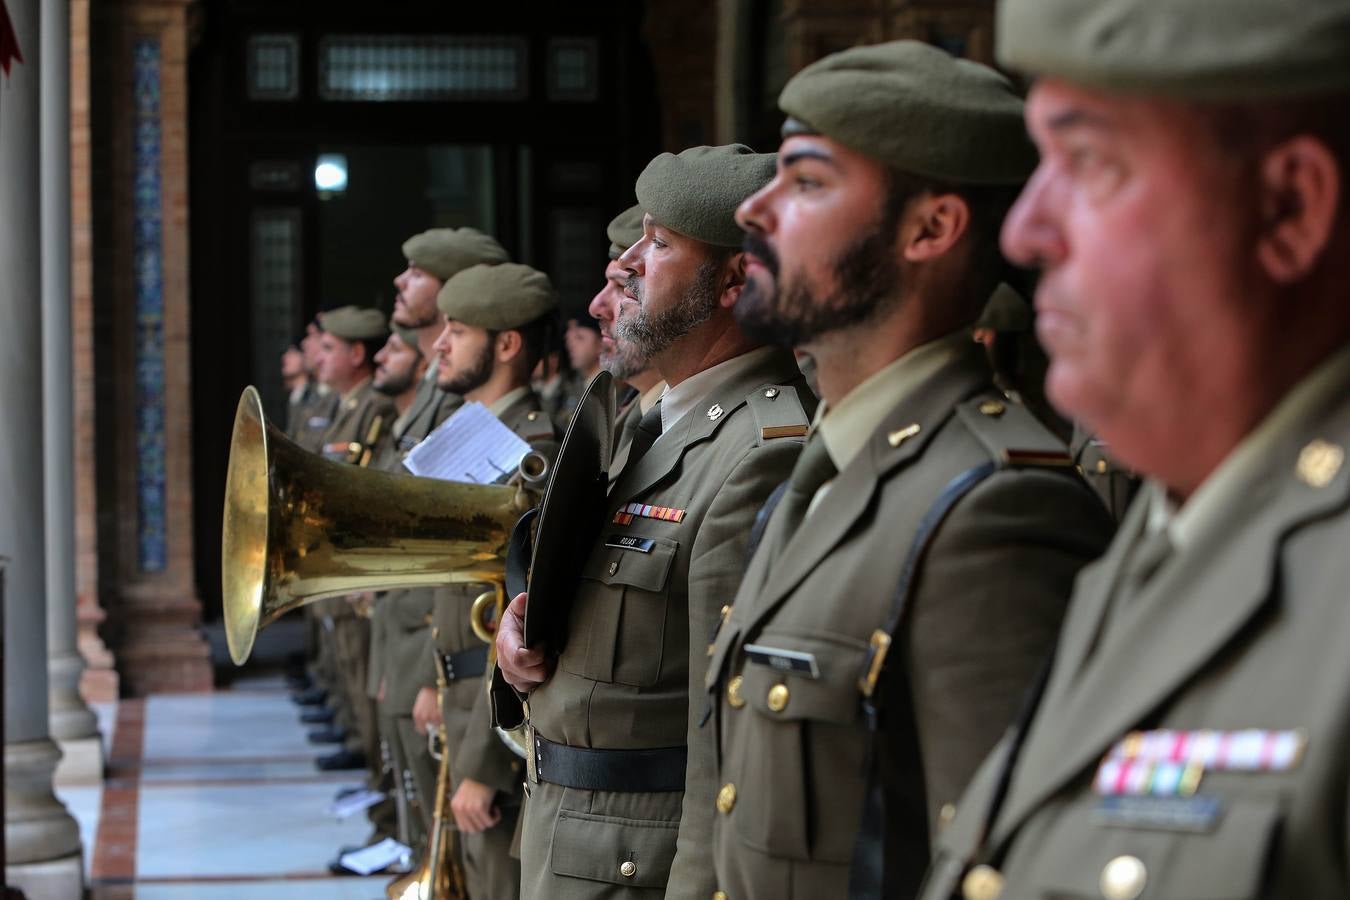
left=522, top=347, right=815, bottom=898
left=922, top=354, right=1350, bottom=900
left=289, top=383, right=339, bottom=454
left=704, top=341, right=1114, bottom=900
left=432, top=389, right=560, bottom=796
left=318, top=377, right=397, bottom=463
left=367, top=378, right=463, bottom=711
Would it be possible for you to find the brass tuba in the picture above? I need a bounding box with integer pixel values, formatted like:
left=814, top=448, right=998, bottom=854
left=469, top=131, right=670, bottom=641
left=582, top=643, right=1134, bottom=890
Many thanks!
left=221, top=386, right=538, bottom=665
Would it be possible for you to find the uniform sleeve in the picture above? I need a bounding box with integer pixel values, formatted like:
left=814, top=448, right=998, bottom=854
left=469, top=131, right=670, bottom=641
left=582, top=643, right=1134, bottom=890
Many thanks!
left=386, top=626, right=438, bottom=715
left=665, top=439, right=802, bottom=900
left=905, top=468, right=1113, bottom=829
left=453, top=675, right=524, bottom=796
left=366, top=596, right=388, bottom=699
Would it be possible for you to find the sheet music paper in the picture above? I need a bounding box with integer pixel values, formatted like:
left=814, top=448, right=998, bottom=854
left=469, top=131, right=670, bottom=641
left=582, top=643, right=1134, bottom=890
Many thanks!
left=404, top=401, right=531, bottom=484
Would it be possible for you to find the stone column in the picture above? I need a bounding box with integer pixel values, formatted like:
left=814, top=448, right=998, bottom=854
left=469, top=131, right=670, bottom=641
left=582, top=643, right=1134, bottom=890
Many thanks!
left=1, top=0, right=87, bottom=893
left=92, top=0, right=212, bottom=695
left=70, top=0, right=121, bottom=706
left=44, top=0, right=104, bottom=787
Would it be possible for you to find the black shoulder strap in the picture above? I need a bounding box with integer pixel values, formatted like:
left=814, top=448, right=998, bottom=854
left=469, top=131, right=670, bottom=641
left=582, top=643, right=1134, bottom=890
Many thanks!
left=847, top=461, right=998, bottom=900
left=744, top=479, right=790, bottom=574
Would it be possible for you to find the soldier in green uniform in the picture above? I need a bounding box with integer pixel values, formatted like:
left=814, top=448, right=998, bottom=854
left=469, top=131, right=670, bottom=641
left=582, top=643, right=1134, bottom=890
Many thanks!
left=290, top=318, right=339, bottom=454
left=421, top=262, right=563, bottom=900
left=698, top=42, right=1115, bottom=900
left=313, top=305, right=398, bottom=771
left=594, top=204, right=666, bottom=466
left=364, top=228, right=511, bottom=862
left=495, top=144, right=816, bottom=900
left=919, top=2, right=1350, bottom=898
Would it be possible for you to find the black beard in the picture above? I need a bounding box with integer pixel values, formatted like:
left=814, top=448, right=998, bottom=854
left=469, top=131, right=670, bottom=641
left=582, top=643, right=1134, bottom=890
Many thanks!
left=615, top=261, right=721, bottom=359
left=733, top=226, right=902, bottom=347
left=440, top=341, right=495, bottom=395
left=393, top=300, right=439, bottom=330
left=373, top=367, right=416, bottom=397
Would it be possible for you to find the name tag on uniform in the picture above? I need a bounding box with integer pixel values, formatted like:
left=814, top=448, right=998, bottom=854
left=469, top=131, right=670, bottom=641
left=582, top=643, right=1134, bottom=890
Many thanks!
left=1094, top=795, right=1224, bottom=833
left=307, top=415, right=331, bottom=429
left=743, top=644, right=819, bottom=679
left=605, top=535, right=655, bottom=553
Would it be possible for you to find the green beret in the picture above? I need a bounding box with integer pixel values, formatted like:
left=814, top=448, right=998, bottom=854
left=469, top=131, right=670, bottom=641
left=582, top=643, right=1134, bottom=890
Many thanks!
left=319, top=305, right=388, bottom=341
left=607, top=204, right=645, bottom=259
left=997, top=0, right=1350, bottom=100
left=391, top=323, right=423, bottom=356
left=778, top=40, right=1034, bottom=186
left=975, top=283, right=1032, bottom=333
left=401, top=227, right=509, bottom=281
left=437, top=263, right=557, bottom=330
left=635, top=145, right=776, bottom=247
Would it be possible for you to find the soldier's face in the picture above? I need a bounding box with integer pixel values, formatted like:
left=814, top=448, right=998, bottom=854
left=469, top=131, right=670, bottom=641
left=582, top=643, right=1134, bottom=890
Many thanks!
left=1004, top=79, right=1258, bottom=472
left=433, top=320, right=496, bottom=395
left=614, top=217, right=725, bottom=360
left=590, top=259, right=650, bottom=380
left=280, top=347, right=304, bottom=380
left=317, top=334, right=359, bottom=386
left=392, top=264, right=443, bottom=329
left=564, top=320, right=602, bottom=374
left=301, top=325, right=323, bottom=373
left=734, top=135, right=904, bottom=348
left=373, top=333, right=420, bottom=396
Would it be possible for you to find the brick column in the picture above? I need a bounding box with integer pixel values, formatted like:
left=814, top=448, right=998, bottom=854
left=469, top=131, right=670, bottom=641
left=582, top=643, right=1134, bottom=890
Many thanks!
left=70, top=0, right=120, bottom=705
left=91, top=0, right=212, bottom=696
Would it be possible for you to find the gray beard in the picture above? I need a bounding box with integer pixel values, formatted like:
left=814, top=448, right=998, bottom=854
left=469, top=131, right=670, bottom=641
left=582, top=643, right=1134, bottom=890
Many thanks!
left=615, top=261, right=721, bottom=360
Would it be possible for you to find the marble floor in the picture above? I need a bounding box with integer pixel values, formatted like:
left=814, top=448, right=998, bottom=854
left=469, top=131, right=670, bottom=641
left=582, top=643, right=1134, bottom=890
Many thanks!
left=64, top=677, right=391, bottom=899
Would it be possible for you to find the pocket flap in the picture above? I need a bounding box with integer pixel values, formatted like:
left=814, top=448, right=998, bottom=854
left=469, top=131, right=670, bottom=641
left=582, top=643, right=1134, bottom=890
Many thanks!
left=739, top=633, right=868, bottom=726
left=1037, top=795, right=1281, bottom=900
left=581, top=536, right=678, bottom=593
left=551, top=809, right=679, bottom=888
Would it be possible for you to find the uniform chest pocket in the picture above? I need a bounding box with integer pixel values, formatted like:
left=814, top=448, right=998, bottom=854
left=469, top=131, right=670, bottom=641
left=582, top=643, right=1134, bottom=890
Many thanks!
left=561, top=536, right=679, bottom=687
left=1022, top=793, right=1281, bottom=899
left=722, top=634, right=870, bottom=863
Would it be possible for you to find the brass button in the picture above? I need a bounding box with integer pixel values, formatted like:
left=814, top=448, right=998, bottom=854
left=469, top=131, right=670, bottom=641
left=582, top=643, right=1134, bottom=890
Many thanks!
left=713, top=893, right=729, bottom=900
left=763, top=388, right=779, bottom=399
left=726, top=675, right=746, bottom=709
left=720, top=604, right=731, bottom=620
left=767, top=683, right=790, bottom=712
left=716, top=783, right=737, bottom=814
left=527, top=411, right=539, bottom=421
left=1099, top=855, right=1147, bottom=900
left=619, top=860, right=637, bottom=878
left=961, top=864, right=1004, bottom=900
left=1096, top=458, right=1108, bottom=474
left=978, top=400, right=1006, bottom=417
left=1297, top=439, right=1344, bottom=487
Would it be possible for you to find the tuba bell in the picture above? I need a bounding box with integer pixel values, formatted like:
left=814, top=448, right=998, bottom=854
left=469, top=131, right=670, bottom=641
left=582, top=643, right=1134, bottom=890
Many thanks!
left=221, top=386, right=537, bottom=665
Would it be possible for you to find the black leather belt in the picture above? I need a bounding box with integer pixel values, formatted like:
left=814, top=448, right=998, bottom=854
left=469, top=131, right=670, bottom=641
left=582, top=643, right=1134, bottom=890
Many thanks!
left=438, top=645, right=489, bottom=682
left=527, top=730, right=686, bottom=792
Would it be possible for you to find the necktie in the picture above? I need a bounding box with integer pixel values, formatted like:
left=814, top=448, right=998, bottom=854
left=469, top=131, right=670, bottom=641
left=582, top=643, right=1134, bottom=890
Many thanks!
left=774, top=436, right=838, bottom=540
left=613, top=401, right=663, bottom=478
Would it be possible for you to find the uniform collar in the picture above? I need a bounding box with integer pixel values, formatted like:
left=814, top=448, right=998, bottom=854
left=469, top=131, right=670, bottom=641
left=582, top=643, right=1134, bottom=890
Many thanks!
left=1146, top=342, right=1350, bottom=551
left=488, top=384, right=532, bottom=418
left=659, top=346, right=777, bottom=435
left=638, top=380, right=667, bottom=415
left=816, top=328, right=973, bottom=474
left=339, top=375, right=371, bottom=405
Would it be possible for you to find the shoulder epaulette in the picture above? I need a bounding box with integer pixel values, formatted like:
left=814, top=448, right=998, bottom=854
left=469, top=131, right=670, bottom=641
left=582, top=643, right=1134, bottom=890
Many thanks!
left=746, top=384, right=810, bottom=445
left=954, top=395, right=1075, bottom=470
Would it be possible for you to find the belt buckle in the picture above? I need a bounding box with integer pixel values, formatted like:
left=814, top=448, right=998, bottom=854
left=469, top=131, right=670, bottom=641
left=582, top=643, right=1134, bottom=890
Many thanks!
left=524, top=722, right=540, bottom=785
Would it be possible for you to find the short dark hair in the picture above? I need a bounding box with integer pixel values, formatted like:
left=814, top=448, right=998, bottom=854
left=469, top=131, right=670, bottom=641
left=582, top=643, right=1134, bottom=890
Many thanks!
left=356, top=336, right=385, bottom=369
left=881, top=169, right=1024, bottom=310
left=491, top=311, right=559, bottom=376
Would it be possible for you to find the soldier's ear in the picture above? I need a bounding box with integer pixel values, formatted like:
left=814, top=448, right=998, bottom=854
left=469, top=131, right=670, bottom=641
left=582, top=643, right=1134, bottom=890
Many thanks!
left=1255, top=134, right=1341, bottom=284
left=497, top=329, right=525, bottom=364
left=718, top=251, right=749, bottom=309
left=902, top=192, right=971, bottom=264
